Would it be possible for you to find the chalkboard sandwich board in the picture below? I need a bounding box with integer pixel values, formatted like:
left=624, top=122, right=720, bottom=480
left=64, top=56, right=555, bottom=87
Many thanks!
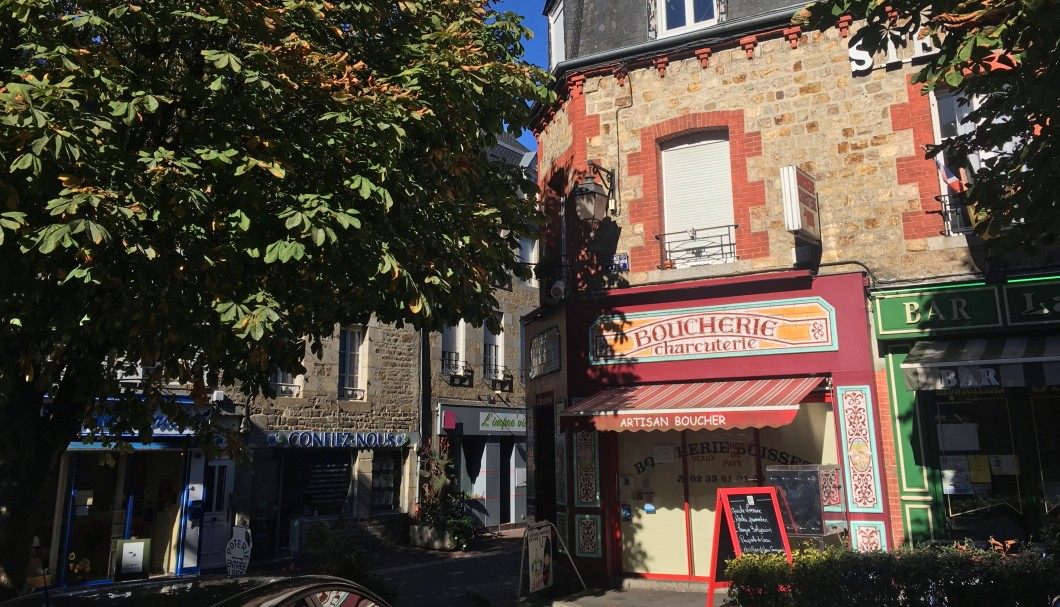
left=706, top=487, right=792, bottom=602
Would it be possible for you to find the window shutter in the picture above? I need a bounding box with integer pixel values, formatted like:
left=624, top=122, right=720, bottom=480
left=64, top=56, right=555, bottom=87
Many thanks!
left=442, top=322, right=462, bottom=353
left=661, top=137, right=734, bottom=265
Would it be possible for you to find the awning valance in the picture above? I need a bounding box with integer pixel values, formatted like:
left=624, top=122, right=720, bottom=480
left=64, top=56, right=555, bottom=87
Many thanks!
left=900, top=336, right=1060, bottom=390
left=559, top=377, right=824, bottom=432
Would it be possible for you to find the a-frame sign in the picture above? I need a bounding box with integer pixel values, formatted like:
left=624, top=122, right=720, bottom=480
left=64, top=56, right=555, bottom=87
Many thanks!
left=706, top=487, right=793, bottom=605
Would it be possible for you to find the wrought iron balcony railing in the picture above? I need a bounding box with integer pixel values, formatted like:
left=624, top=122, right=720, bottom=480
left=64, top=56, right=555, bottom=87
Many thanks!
left=442, top=356, right=474, bottom=387
left=937, top=193, right=974, bottom=235
left=339, top=386, right=365, bottom=400
left=483, top=365, right=515, bottom=393
left=273, top=382, right=302, bottom=398
left=656, top=224, right=738, bottom=269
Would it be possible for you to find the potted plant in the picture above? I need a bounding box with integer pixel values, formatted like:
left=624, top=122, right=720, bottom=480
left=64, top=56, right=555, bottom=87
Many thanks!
left=410, top=439, right=479, bottom=551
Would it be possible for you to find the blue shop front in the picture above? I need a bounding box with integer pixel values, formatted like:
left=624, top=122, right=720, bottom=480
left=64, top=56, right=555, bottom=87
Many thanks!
left=48, top=405, right=235, bottom=586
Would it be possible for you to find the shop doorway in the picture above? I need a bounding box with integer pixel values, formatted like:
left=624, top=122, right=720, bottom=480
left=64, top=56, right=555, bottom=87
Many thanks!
left=61, top=449, right=188, bottom=584
left=199, top=459, right=234, bottom=570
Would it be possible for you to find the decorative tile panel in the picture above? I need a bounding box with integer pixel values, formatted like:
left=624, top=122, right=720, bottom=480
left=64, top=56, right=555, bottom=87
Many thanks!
left=821, top=466, right=842, bottom=509
left=575, top=514, right=602, bottom=558
left=836, top=385, right=884, bottom=513
left=850, top=521, right=888, bottom=551
left=574, top=431, right=599, bottom=507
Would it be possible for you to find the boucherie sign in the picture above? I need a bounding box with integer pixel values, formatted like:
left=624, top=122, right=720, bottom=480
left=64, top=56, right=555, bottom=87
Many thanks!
left=590, top=297, right=837, bottom=365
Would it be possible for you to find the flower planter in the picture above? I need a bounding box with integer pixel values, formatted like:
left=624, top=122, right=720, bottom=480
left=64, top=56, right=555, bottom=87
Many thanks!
left=409, top=524, right=457, bottom=551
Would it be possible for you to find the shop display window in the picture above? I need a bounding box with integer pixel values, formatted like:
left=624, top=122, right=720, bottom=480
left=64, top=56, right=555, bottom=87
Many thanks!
left=371, top=451, right=402, bottom=512
left=1032, top=395, right=1060, bottom=516
left=934, top=394, right=1025, bottom=539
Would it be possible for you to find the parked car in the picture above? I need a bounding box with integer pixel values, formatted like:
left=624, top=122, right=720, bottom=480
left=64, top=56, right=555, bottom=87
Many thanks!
left=1, top=575, right=392, bottom=607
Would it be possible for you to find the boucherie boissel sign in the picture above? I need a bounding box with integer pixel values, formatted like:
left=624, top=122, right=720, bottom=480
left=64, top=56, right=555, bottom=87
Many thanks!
left=590, top=298, right=837, bottom=365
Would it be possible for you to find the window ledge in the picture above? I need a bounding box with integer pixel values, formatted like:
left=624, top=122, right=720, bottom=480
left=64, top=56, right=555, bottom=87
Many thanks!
left=646, top=259, right=752, bottom=283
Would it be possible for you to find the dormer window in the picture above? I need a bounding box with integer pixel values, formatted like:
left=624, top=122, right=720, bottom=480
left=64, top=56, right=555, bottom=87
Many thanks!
left=659, top=0, right=719, bottom=37
left=548, top=1, right=566, bottom=69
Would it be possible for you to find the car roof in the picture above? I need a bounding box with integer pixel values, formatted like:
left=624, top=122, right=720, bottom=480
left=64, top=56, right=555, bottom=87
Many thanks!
left=1, top=575, right=386, bottom=607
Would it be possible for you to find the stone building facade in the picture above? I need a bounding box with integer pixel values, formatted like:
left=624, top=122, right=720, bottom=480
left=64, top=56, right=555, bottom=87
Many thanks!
left=428, top=133, right=540, bottom=530
left=528, top=0, right=1058, bottom=586
left=237, top=318, right=421, bottom=560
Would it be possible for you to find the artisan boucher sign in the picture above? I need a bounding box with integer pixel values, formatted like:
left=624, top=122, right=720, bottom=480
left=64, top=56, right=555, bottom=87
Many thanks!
left=590, top=297, right=837, bottom=365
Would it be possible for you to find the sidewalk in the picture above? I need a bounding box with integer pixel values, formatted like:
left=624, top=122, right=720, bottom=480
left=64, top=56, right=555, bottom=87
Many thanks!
left=545, top=585, right=729, bottom=607
left=248, top=528, right=729, bottom=607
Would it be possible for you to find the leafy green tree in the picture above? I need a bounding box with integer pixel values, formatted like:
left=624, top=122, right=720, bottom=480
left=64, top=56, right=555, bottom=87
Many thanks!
left=796, top=0, right=1060, bottom=251
left=0, top=0, right=549, bottom=593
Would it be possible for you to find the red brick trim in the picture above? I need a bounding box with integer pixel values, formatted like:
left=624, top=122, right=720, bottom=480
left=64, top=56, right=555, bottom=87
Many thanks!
left=537, top=84, right=603, bottom=280
left=739, top=35, right=758, bottom=59
left=891, top=75, right=944, bottom=240
left=623, top=112, right=768, bottom=273
left=837, top=15, right=853, bottom=37
left=783, top=26, right=802, bottom=49
left=874, top=367, right=907, bottom=548
left=653, top=57, right=670, bottom=78
left=568, top=74, right=586, bottom=99
left=694, top=48, right=712, bottom=68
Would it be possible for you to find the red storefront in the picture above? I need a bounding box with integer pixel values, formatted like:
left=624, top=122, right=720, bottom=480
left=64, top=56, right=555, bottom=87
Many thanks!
left=525, top=270, right=892, bottom=582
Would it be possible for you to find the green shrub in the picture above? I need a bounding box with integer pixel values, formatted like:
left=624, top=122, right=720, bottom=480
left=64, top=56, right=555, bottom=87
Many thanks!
left=725, top=540, right=1060, bottom=607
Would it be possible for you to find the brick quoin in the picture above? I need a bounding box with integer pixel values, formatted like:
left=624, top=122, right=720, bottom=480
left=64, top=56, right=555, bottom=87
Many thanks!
left=536, top=79, right=604, bottom=262
left=625, top=111, right=768, bottom=273
left=891, top=75, right=944, bottom=241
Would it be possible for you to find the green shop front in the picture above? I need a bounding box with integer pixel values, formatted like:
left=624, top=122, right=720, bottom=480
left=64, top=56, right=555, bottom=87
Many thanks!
left=873, top=276, right=1060, bottom=545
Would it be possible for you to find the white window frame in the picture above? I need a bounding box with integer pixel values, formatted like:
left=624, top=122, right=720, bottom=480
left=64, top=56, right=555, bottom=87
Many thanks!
left=930, top=90, right=978, bottom=235
left=338, top=325, right=365, bottom=400
left=483, top=315, right=504, bottom=380
left=548, top=1, right=565, bottom=70
left=271, top=367, right=303, bottom=398
left=519, top=236, right=539, bottom=288
left=441, top=321, right=466, bottom=376
left=658, top=0, right=720, bottom=38
left=660, top=133, right=736, bottom=268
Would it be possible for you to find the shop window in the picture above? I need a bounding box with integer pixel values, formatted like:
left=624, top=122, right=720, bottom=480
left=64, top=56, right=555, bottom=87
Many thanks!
left=338, top=325, right=365, bottom=400
left=934, top=394, right=1025, bottom=539
left=657, top=0, right=720, bottom=38
left=1032, top=396, right=1060, bottom=516
left=548, top=1, right=565, bottom=70
left=660, top=134, right=735, bottom=268
left=371, top=451, right=402, bottom=512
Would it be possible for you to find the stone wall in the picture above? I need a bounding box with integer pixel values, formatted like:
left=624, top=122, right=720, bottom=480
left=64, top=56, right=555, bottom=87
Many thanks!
left=537, top=24, right=991, bottom=284
left=429, top=280, right=539, bottom=415
left=250, top=319, right=420, bottom=434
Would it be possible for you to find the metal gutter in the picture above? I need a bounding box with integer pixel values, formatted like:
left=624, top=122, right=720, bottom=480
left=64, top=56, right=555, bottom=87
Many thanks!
left=546, top=5, right=803, bottom=83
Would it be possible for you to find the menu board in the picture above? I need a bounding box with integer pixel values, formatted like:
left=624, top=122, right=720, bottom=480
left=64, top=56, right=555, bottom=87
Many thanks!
left=706, top=487, right=792, bottom=598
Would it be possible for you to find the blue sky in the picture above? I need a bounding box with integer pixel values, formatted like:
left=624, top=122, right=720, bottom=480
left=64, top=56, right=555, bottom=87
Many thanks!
left=494, top=0, right=548, bottom=150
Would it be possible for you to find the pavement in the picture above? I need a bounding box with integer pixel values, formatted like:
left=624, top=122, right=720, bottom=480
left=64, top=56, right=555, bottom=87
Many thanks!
left=370, top=527, right=731, bottom=607
left=250, top=527, right=731, bottom=607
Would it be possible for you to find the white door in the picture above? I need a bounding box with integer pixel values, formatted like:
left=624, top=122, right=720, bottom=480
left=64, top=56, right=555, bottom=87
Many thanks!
left=199, top=458, right=234, bottom=569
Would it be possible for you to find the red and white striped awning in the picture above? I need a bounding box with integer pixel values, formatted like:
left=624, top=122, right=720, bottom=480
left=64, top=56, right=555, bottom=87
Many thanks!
left=559, top=377, right=825, bottom=432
